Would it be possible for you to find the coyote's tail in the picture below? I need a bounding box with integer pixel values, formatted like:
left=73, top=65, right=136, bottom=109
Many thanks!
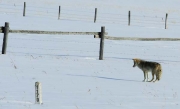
left=157, top=64, right=162, bottom=81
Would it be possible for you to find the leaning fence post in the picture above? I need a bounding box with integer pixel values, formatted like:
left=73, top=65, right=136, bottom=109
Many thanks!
left=35, top=82, right=43, bottom=104
left=99, top=26, right=105, bottom=60
left=23, top=2, right=26, bottom=17
left=2, top=22, right=9, bottom=54
left=128, top=11, right=131, bottom=26
left=58, top=6, right=61, bottom=20
left=165, top=13, right=168, bottom=29
left=94, top=8, right=97, bottom=23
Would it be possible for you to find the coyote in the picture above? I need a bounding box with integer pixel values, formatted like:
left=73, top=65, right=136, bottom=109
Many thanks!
left=132, top=58, right=162, bottom=82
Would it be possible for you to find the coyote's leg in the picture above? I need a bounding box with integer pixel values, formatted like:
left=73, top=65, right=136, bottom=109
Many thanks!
left=146, top=72, right=149, bottom=82
left=143, top=71, right=146, bottom=82
left=148, top=72, right=154, bottom=82
left=153, top=79, right=158, bottom=83
left=153, top=72, right=159, bottom=82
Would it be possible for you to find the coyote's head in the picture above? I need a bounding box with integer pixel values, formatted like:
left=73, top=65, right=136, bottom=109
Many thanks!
left=132, top=58, right=141, bottom=67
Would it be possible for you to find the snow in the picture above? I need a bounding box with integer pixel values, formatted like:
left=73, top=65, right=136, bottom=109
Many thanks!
left=0, top=0, right=180, bottom=109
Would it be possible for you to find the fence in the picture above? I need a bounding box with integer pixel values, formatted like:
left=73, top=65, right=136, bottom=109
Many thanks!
left=22, top=2, right=169, bottom=29
left=0, top=22, right=107, bottom=60
left=94, top=35, right=180, bottom=41
left=0, top=2, right=180, bottom=29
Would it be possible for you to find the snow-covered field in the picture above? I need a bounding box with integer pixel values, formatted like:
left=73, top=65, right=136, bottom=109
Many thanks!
left=0, top=0, right=180, bottom=109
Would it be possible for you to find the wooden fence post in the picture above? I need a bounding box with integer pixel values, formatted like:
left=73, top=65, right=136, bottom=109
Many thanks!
left=128, top=11, right=131, bottom=26
left=35, top=82, right=43, bottom=104
left=23, top=2, right=26, bottom=17
left=94, top=8, right=97, bottom=23
left=99, top=26, right=105, bottom=60
left=165, top=13, right=168, bottom=29
left=58, top=6, right=61, bottom=20
left=2, top=22, right=9, bottom=54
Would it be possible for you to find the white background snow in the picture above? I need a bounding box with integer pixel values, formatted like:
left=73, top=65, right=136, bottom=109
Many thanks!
left=0, top=0, right=180, bottom=109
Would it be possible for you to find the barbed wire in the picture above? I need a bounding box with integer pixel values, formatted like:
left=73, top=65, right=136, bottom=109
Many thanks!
left=8, top=37, right=99, bottom=44
left=6, top=45, right=180, bottom=60
left=6, top=37, right=180, bottom=50
left=6, top=51, right=180, bottom=65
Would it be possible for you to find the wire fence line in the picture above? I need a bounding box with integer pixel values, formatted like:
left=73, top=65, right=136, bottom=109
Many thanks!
left=3, top=37, right=180, bottom=50
left=5, top=42, right=180, bottom=51
left=1, top=31, right=179, bottom=62
left=1, top=3, right=180, bottom=28
left=5, top=45, right=180, bottom=60
left=6, top=50, right=180, bottom=66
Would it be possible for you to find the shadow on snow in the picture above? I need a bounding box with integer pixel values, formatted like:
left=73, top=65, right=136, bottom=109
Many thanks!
left=66, top=74, right=141, bottom=82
